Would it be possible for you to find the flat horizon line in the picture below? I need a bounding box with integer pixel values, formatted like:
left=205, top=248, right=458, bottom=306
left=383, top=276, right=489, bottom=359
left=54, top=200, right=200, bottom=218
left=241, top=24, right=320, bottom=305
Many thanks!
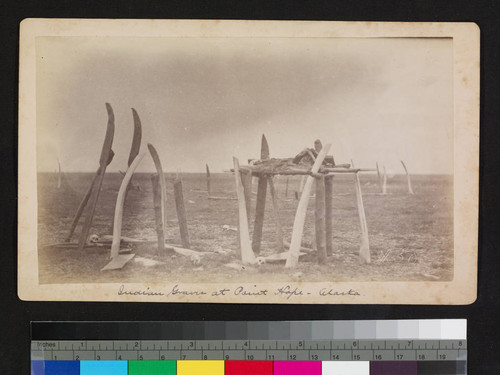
left=37, top=171, right=454, bottom=176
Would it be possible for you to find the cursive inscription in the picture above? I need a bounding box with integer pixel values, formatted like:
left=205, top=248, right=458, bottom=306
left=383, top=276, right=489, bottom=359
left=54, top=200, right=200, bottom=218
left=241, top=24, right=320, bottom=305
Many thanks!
left=117, top=284, right=362, bottom=300
left=167, top=284, right=207, bottom=297
left=212, top=288, right=230, bottom=296
left=118, top=285, right=164, bottom=296
left=234, top=285, right=268, bottom=296
left=319, top=288, right=361, bottom=296
left=275, top=285, right=304, bottom=300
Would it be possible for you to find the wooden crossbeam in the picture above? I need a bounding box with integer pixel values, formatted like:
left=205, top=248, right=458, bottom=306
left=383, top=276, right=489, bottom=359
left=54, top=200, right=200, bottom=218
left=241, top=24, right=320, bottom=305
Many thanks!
left=240, top=166, right=376, bottom=176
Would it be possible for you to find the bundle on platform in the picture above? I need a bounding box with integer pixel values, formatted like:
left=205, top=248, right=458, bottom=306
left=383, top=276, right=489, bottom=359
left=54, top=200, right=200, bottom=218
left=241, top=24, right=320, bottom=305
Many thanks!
left=238, top=158, right=371, bottom=176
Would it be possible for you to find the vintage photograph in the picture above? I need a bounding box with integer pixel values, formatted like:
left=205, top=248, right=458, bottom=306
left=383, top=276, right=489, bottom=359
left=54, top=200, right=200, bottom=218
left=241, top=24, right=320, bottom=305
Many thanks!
left=18, top=20, right=479, bottom=303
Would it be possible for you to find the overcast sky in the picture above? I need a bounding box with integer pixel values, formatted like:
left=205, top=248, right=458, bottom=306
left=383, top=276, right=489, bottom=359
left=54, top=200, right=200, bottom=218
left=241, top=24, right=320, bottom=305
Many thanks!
left=36, top=36, right=453, bottom=174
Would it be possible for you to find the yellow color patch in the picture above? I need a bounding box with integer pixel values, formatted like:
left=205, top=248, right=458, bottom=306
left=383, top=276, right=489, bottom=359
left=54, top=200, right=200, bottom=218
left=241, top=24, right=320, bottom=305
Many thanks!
left=177, top=360, right=225, bottom=375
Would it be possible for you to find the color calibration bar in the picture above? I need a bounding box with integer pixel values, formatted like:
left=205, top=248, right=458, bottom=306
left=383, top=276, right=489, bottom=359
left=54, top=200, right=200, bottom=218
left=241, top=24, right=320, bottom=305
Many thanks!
left=31, top=320, right=467, bottom=375
left=31, top=359, right=466, bottom=375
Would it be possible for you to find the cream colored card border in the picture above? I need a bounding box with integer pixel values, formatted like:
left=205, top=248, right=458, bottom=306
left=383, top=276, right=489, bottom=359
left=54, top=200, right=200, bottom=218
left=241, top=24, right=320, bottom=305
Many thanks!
left=18, top=19, right=479, bottom=304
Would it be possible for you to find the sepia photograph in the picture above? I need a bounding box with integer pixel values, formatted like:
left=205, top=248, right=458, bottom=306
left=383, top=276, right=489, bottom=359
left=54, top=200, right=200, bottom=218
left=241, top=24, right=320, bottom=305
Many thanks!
left=18, top=19, right=479, bottom=303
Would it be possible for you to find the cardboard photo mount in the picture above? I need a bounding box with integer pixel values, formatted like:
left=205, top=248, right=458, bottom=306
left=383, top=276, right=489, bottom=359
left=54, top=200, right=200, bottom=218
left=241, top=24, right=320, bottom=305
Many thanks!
left=18, top=19, right=479, bottom=304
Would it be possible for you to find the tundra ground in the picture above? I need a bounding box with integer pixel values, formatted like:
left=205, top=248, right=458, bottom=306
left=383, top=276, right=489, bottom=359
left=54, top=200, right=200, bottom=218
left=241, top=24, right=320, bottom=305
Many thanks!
left=37, top=173, right=453, bottom=284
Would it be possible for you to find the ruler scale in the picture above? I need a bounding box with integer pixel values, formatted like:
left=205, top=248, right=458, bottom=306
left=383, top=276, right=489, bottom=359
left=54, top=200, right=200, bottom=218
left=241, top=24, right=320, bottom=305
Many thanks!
left=31, top=320, right=467, bottom=374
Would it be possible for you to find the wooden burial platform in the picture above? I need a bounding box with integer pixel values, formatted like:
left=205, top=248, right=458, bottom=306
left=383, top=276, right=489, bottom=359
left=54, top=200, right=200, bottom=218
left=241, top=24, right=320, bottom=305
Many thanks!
left=233, top=135, right=376, bottom=268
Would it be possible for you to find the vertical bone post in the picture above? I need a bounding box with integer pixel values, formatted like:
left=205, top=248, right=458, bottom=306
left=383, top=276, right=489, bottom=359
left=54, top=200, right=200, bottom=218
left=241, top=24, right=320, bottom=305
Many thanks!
left=124, top=108, right=143, bottom=201
left=233, top=157, right=255, bottom=264
left=315, top=175, right=327, bottom=263
left=286, top=144, right=331, bottom=268
left=206, top=164, right=211, bottom=196
left=174, top=178, right=190, bottom=249
left=382, top=166, right=387, bottom=195
left=148, top=144, right=167, bottom=236
left=151, top=174, right=165, bottom=256
left=401, top=160, right=415, bottom=195
left=296, top=175, right=306, bottom=200
left=354, top=171, right=370, bottom=263
left=269, top=177, right=284, bottom=253
left=241, top=170, right=253, bottom=224
left=78, top=103, right=115, bottom=251
left=67, top=150, right=115, bottom=242
left=376, top=162, right=383, bottom=193
left=252, top=174, right=268, bottom=255
left=324, top=175, right=334, bottom=256
left=110, top=152, right=146, bottom=259
left=66, top=172, right=98, bottom=242
left=57, top=160, right=61, bottom=189
left=251, top=134, right=271, bottom=254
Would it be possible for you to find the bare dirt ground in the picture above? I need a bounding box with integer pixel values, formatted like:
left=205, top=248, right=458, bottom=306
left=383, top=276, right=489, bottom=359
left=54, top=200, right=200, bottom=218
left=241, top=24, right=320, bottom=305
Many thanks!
left=36, top=172, right=453, bottom=284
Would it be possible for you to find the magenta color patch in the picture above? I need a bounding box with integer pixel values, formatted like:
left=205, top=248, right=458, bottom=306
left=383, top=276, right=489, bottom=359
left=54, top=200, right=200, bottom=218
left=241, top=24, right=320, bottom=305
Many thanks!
left=274, top=361, right=322, bottom=375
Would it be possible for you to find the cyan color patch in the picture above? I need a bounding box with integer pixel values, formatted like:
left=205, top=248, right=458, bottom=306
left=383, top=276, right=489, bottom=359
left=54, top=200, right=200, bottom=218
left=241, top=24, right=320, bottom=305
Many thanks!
left=80, top=360, right=127, bottom=375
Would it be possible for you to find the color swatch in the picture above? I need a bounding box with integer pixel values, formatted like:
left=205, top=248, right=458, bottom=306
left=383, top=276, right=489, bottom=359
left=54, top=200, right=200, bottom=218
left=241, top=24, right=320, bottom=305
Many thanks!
left=322, top=361, right=370, bottom=375
left=224, top=360, right=273, bottom=375
left=177, top=360, right=224, bottom=375
left=31, top=360, right=80, bottom=375
left=128, top=360, right=176, bottom=375
left=80, top=360, right=128, bottom=375
left=31, top=320, right=467, bottom=375
left=31, top=360, right=468, bottom=375
left=274, top=360, right=322, bottom=375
